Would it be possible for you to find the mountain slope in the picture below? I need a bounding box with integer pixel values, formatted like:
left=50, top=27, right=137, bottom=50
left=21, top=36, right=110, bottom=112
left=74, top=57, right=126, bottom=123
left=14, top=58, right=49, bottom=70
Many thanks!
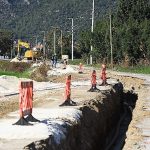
left=1, top=0, right=116, bottom=38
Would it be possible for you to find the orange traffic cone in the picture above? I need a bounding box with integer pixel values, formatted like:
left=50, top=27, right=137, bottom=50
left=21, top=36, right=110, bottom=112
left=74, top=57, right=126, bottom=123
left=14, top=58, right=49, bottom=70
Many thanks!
left=59, top=75, right=77, bottom=106
left=100, top=64, right=108, bottom=86
left=88, top=70, right=100, bottom=92
left=78, top=63, right=83, bottom=74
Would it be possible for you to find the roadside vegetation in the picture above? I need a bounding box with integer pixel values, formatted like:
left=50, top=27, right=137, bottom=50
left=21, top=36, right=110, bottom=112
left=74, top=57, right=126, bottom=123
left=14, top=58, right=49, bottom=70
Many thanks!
left=0, top=60, right=51, bottom=81
left=68, top=59, right=85, bottom=65
left=1, top=0, right=149, bottom=67
left=69, top=59, right=150, bottom=74
left=0, top=0, right=150, bottom=76
left=0, top=59, right=150, bottom=82
left=116, top=65, right=150, bottom=74
left=0, top=60, right=31, bottom=78
left=0, top=70, right=30, bottom=78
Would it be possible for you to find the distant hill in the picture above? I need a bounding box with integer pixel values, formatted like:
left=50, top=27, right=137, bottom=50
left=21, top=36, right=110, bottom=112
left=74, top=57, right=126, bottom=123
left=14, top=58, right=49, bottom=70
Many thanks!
left=0, top=0, right=116, bottom=39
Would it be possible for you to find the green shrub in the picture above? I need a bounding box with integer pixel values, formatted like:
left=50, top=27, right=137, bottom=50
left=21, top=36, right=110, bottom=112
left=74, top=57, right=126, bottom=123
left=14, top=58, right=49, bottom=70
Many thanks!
left=116, top=65, right=150, bottom=74
left=68, top=59, right=85, bottom=65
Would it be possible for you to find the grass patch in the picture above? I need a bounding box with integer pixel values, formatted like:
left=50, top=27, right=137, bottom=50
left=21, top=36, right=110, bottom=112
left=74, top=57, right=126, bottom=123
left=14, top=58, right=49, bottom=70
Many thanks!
left=0, top=60, right=31, bottom=78
left=0, top=70, right=30, bottom=78
left=116, top=65, right=150, bottom=74
left=68, top=59, right=85, bottom=65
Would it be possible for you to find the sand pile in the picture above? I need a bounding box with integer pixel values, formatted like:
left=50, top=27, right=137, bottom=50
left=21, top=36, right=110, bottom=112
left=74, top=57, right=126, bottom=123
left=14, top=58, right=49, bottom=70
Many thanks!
left=47, top=65, right=78, bottom=76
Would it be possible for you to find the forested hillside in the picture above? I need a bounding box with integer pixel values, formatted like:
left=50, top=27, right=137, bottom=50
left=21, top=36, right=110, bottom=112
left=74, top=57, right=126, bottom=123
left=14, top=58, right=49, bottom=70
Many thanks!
left=0, top=0, right=150, bottom=66
left=0, top=0, right=115, bottom=38
left=79, top=0, right=150, bottom=65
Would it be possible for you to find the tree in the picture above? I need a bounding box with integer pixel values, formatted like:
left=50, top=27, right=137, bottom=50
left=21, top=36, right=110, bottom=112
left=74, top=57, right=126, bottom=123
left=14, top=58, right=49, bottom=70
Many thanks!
left=78, top=30, right=91, bottom=61
left=114, top=0, right=150, bottom=65
left=0, top=30, right=13, bottom=57
left=117, top=0, right=150, bottom=23
left=78, top=0, right=150, bottom=65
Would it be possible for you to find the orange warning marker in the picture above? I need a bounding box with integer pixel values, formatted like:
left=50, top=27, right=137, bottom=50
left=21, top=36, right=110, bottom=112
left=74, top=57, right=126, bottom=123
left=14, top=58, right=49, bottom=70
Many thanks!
left=78, top=63, right=83, bottom=74
left=13, top=81, right=40, bottom=125
left=59, top=75, right=77, bottom=106
left=100, top=64, right=108, bottom=86
left=65, top=75, right=71, bottom=100
left=88, top=70, right=100, bottom=92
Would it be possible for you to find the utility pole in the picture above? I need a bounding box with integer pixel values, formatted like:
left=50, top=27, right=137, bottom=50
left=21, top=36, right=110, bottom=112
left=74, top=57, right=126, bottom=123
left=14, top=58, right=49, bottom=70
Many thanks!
left=71, top=18, right=74, bottom=61
left=109, top=10, right=113, bottom=69
left=11, top=39, right=15, bottom=59
left=35, top=35, right=38, bottom=46
left=90, top=0, right=94, bottom=65
left=11, top=42, right=13, bottom=59
left=42, top=31, right=46, bottom=59
left=51, top=26, right=57, bottom=55
left=53, top=29, right=56, bottom=55
left=51, top=26, right=63, bottom=56
left=17, top=39, right=20, bottom=57
left=68, top=18, right=74, bottom=61
left=33, top=35, right=38, bottom=46
left=60, top=30, right=63, bottom=57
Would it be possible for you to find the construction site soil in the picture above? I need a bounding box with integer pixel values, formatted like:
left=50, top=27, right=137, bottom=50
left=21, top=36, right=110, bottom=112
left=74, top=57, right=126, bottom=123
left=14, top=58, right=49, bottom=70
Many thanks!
left=0, top=66, right=148, bottom=150
left=0, top=70, right=93, bottom=118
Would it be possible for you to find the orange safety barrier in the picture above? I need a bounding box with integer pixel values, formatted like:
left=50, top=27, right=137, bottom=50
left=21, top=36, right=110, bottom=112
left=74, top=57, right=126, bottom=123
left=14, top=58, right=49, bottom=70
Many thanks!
left=19, top=81, right=33, bottom=117
left=88, top=70, right=100, bottom=92
left=65, top=75, right=71, bottom=100
left=13, top=81, right=40, bottom=125
left=100, top=64, right=107, bottom=85
left=59, top=75, right=76, bottom=106
left=78, top=63, right=83, bottom=73
left=91, top=70, right=96, bottom=86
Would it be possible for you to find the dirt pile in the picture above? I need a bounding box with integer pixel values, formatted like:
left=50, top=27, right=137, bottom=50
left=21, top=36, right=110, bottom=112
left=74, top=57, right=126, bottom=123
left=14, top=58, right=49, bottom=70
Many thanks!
left=30, top=63, right=50, bottom=82
left=108, top=72, right=144, bottom=90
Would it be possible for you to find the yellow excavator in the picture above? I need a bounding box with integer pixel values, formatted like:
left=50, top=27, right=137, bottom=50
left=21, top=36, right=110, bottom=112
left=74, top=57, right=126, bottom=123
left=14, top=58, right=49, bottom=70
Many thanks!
left=11, top=40, right=42, bottom=62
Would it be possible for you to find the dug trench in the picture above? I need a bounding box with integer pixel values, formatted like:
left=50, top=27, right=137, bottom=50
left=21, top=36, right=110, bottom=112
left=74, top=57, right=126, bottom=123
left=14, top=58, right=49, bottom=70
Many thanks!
left=24, top=82, right=138, bottom=150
